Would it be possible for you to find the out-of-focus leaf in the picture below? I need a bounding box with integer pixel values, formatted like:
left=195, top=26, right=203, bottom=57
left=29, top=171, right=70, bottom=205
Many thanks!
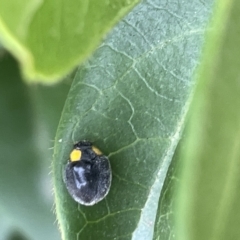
left=0, top=0, right=139, bottom=83
left=0, top=55, right=69, bottom=240
left=176, top=1, right=240, bottom=240
left=52, top=0, right=214, bottom=239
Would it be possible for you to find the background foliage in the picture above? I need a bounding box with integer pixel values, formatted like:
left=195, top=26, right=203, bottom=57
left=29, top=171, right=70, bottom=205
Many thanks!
left=0, top=0, right=138, bottom=83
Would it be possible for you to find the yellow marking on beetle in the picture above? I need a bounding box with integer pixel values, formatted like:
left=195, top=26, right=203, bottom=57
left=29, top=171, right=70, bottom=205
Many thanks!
left=92, top=146, right=102, bottom=155
left=70, top=149, right=82, bottom=162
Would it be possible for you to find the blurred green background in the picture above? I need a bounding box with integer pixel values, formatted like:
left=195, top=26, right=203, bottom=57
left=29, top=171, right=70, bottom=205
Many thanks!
left=0, top=52, right=70, bottom=240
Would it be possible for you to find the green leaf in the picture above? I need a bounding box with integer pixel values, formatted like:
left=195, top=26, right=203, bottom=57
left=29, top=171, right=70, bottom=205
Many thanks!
left=53, top=0, right=214, bottom=239
left=153, top=138, right=184, bottom=240
left=0, top=0, right=139, bottom=84
left=0, top=55, right=69, bottom=240
left=176, top=1, right=240, bottom=240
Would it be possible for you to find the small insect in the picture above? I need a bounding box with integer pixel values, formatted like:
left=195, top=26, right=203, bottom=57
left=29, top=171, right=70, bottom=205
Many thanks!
left=63, top=140, right=112, bottom=206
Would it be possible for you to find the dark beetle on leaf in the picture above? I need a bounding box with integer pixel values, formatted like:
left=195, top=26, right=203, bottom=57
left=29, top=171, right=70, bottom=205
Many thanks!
left=63, top=140, right=112, bottom=206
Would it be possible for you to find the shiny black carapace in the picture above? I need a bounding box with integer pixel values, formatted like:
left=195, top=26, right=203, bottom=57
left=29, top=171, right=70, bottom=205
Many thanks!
left=63, top=141, right=111, bottom=206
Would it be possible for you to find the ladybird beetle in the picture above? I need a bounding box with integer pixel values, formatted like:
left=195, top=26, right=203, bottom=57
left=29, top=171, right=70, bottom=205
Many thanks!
left=63, top=140, right=112, bottom=206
